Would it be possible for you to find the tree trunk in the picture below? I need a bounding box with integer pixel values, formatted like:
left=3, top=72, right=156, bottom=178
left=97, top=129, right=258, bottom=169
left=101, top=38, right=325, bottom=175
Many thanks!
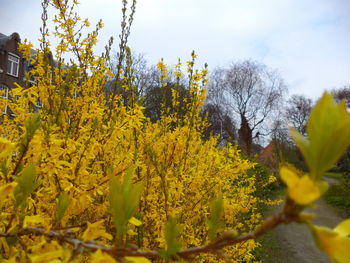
left=238, top=114, right=252, bottom=156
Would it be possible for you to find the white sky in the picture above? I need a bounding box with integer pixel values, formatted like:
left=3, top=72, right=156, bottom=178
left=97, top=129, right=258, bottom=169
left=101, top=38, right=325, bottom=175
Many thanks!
left=1, top=0, right=349, bottom=99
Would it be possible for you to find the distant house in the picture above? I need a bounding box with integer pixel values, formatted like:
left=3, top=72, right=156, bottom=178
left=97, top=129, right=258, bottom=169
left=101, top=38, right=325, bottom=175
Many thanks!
left=258, top=140, right=279, bottom=175
left=0, top=33, right=26, bottom=114
left=0, top=32, right=26, bottom=87
left=0, top=32, right=56, bottom=114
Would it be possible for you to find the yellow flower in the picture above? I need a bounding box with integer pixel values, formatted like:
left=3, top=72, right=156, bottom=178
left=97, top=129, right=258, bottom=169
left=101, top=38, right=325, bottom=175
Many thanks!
left=82, top=220, right=112, bottom=241
left=124, top=257, right=151, bottom=263
left=23, top=215, right=46, bottom=228
left=29, top=241, right=64, bottom=263
left=312, top=219, right=350, bottom=263
left=280, top=166, right=327, bottom=205
left=91, top=250, right=116, bottom=263
left=0, top=182, right=17, bottom=206
left=129, top=216, right=142, bottom=226
left=0, top=138, right=15, bottom=159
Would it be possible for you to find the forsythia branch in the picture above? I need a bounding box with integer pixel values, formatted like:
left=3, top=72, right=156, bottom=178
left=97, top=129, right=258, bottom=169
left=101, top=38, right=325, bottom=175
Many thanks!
left=0, top=198, right=300, bottom=260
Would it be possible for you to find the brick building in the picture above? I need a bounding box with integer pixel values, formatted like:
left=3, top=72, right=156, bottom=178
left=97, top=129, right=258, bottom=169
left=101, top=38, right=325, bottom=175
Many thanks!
left=0, top=32, right=26, bottom=113
left=0, top=32, right=51, bottom=114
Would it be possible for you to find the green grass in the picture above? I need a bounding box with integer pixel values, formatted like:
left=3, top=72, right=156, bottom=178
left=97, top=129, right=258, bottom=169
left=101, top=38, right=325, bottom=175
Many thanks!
left=254, top=186, right=286, bottom=262
left=255, top=229, right=285, bottom=263
left=324, top=177, right=350, bottom=218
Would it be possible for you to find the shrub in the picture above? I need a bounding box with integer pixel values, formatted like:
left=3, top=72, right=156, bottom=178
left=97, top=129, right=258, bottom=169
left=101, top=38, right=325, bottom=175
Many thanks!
left=0, top=1, right=262, bottom=261
left=1, top=1, right=350, bottom=262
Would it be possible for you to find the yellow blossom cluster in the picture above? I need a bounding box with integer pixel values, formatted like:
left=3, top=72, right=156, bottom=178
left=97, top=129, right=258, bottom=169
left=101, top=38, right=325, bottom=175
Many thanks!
left=0, top=1, right=265, bottom=262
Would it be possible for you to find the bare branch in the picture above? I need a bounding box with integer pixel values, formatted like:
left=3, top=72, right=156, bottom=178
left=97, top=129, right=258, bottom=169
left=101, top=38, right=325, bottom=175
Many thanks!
left=0, top=198, right=301, bottom=261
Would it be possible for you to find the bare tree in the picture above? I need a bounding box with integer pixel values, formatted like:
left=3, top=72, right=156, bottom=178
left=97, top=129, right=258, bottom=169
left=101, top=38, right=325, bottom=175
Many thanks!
left=201, top=103, right=237, bottom=145
left=330, top=85, right=350, bottom=108
left=285, top=94, right=313, bottom=136
left=208, top=60, right=286, bottom=156
left=108, top=51, right=159, bottom=102
left=329, top=85, right=350, bottom=173
left=144, top=82, right=191, bottom=122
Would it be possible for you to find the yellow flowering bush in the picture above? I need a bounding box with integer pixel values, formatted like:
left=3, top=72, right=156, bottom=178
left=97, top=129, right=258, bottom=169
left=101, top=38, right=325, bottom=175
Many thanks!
left=1, top=0, right=350, bottom=262
left=0, top=1, right=264, bottom=262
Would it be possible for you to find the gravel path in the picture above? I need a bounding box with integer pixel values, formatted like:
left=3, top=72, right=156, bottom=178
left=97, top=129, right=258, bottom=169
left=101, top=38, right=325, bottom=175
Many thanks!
left=259, top=178, right=343, bottom=263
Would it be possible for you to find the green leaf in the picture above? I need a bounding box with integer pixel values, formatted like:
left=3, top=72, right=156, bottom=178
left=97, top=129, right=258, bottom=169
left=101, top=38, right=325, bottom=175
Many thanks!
left=0, top=159, right=9, bottom=179
left=318, top=124, right=350, bottom=176
left=5, top=236, right=19, bottom=247
left=159, top=216, right=182, bottom=260
left=55, top=193, right=70, bottom=224
left=14, top=163, right=41, bottom=210
left=207, top=194, right=223, bottom=240
left=25, top=113, right=41, bottom=139
left=291, top=92, right=350, bottom=179
left=20, top=114, right=41, bottom=151
left=290, top=128, right=313, bottom=172
left=15, top=114, right=41, bottom=176
left=109, top=167, right=143, bottom=243
left=318, top=180, right=329, bottom=196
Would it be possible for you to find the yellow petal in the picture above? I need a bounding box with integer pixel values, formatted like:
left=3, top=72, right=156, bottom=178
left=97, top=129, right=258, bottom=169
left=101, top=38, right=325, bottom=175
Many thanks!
left=0, top=256, right=17, bottom=263
left=124, top=257, right=151, bottom=263
left=312, top=223, right=350, bottom=263
left=82, top=220, right=112, bottom=241
left=312, top=225, right=338, bottom=254
left=0, top=138, right=15, bottom=159
left=30, top=251, right=63, bottom=263
left=280, top=166, right=299, bottom=187
left=90, top=250, right=116, bottom=263
left=127, top=229, right=138, bottom=236
left=23, top=215, right=46, bottom=227
left=298, top=212, right=315, bottom=223
left=335, top=219, right=350, bottom=236
left=331, top=236, right=350, bottom=263
left=0, top=182, right=17, bottom=206
left=289, top=175, right=321, bottom=205
left=129, top=217, right=142, bottom=227
left=29, top=241, right=64, bottom=263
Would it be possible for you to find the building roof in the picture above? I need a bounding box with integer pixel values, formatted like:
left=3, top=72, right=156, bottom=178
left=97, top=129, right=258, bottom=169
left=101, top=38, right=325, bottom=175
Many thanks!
left=259, top=142, right=275, bottom=160
left=0, top=32, right=21, bottom=49
left=0, top=33, right=9, bottom=46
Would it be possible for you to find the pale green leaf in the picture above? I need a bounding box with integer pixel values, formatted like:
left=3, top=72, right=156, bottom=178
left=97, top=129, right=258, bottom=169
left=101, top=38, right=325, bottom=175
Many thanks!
left=55, top=193, right=70, bottom=224
left=207, top=194, right=223, bottom=240
left=159, top=216, right=182, bottom=260
left=14, top=163, right=41, bottom=209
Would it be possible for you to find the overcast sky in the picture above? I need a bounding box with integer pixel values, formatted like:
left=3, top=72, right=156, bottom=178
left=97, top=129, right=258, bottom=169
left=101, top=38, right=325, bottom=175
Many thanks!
left=1, top=0, right=349, bottom=99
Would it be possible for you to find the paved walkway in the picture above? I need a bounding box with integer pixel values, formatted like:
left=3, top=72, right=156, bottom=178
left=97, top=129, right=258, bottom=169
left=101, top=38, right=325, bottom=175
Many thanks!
left=260, top=177, right=343, bottom=263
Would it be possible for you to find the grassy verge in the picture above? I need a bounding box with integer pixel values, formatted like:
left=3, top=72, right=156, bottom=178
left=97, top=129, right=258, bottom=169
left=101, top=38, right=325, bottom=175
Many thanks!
left=253, top=187, right=286, bottom=262
left=324, top=176, right=350, bottom=218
